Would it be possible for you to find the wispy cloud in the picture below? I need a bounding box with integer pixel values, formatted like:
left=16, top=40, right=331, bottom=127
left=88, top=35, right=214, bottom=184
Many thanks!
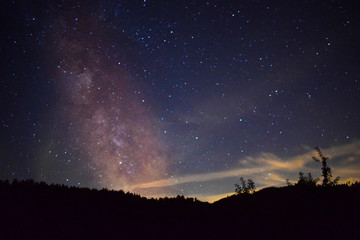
left=128, top=167, right=265, bottom=191
left=128, top=140, right=360, bottom=200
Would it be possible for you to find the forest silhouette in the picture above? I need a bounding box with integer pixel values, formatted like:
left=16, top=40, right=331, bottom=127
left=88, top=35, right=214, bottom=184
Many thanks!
left=1, top=147, right=360, bottom=239
left=1, top=179, right=360, bottom=239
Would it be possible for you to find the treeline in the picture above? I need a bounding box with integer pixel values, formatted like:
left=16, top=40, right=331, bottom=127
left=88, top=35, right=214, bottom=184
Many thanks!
left=1, top=178, right=360, bottom=239
left=0, top=178, right=210, bottom=239
left=0, top=178, right=205, bottom=208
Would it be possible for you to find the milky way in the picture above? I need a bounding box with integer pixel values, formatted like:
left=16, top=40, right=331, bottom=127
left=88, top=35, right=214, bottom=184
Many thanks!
left=52, top=12, right=168, bottom=192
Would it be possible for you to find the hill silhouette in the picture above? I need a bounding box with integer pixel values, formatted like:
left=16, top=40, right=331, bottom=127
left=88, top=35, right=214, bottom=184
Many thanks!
left=1, top=179, right=359, bottom=239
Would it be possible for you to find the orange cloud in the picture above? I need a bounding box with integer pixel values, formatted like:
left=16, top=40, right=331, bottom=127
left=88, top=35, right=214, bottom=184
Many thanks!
left=126, top=140, right=360, bottom=202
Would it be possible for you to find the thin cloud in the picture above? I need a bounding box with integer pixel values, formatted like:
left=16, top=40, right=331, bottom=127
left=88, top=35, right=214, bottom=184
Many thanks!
left=128, top=141, right=360, bottom=192
left=128, top=167, right=264, bottom=191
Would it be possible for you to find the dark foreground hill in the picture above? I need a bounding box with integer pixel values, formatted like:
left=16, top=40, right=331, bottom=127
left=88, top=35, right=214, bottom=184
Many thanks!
left=1, top=180, right=360, bottom=239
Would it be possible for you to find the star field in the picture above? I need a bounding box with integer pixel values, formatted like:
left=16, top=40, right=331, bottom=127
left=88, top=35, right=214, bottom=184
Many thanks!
left=1, top=0, right=360, bottom=201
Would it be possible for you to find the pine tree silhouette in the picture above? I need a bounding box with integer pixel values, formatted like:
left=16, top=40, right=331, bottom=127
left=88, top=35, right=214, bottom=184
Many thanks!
left=312, top=146, right=339, bottom=186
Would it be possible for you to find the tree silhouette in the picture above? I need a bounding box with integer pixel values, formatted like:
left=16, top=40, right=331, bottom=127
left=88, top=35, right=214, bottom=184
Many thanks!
left=235, top=177, right=256, bottom=194
left=285, top=178, right=293, bottom=186
left=247, top=179, right=255, bottom=193
left=312, top=146, right=339, bottom=186
left=296, top=171, right=318, bottom=187
left=235, top=177, right=246, bottom=194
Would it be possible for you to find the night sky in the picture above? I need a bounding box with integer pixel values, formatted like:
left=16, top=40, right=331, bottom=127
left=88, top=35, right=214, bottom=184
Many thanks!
left=1, top=0, right=360, bottom=202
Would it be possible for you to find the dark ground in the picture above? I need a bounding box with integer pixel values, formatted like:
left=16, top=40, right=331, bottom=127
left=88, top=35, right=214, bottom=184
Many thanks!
left=1, top=179, right=359, bottom=239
